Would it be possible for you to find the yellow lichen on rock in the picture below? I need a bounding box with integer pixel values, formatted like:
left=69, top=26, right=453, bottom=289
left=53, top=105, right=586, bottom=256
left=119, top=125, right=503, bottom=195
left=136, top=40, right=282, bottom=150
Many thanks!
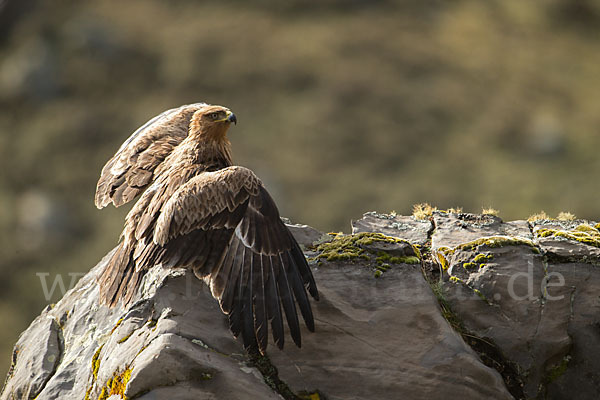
left=299, top=391, right=322, bottom=400
left=473, top=253, right=493, bottom=263
left=91, top=344, right=104, bottom=380
left=98, top=367, right=132, bottom=400
left=436, top=249, right=450, bottom=270
left=535, top=224, right=600, bottom=248
left=435, top=236, right=539, bottom=271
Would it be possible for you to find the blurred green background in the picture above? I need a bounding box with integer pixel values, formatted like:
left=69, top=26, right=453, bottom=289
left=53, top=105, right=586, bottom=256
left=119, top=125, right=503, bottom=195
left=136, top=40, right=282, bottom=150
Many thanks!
left=1, top=0, right=600, bottom=381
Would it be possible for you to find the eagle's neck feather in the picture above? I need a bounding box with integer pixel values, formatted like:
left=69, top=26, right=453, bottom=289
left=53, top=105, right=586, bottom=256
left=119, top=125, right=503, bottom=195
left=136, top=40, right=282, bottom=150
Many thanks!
left=185, top=137, right=233, bottom=169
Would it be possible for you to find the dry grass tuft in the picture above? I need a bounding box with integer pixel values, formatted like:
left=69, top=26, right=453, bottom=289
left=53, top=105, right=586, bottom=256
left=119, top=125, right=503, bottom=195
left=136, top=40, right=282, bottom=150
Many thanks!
left=528, top=211, right=550, bottom=222
left=413, top=203, right=437, bottom=220
left=482, top=207, right=499, bottom=216
left=557, top=212, right=576, bottom=221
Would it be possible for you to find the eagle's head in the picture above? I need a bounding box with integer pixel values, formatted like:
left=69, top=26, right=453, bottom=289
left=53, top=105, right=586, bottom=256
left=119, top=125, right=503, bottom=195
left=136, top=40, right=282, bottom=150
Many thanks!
left=190, top=104, right=237, bottom=141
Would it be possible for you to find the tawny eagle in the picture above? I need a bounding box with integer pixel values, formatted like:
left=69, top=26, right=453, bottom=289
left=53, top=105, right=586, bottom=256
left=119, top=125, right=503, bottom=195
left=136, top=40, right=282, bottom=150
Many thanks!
left=95, top=103, right=319, bottom=354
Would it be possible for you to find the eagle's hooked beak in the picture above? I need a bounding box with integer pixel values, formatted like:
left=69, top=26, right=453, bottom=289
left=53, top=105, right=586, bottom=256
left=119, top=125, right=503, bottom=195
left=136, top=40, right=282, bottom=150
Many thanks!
left=227, top=111, right=237, bottom=125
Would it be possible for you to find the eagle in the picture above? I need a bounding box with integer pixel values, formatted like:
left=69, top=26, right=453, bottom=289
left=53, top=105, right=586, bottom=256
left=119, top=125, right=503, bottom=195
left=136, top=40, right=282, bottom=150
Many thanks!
left=95, top=103, right=319, bottom=354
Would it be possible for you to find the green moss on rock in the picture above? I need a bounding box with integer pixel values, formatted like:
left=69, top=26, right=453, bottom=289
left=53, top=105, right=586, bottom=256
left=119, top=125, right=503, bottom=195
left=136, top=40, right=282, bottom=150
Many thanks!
left=250, top=353, right=297, bottom=400
left=546, top=355, right=571, bottom=383
left=472, top=288, right=489, bottom=302
left=375, top=252, right=420, bottom=265
left=313, top=233, right=372, bottom=262
left=455, top=236, right=537, bottom=252
left=449, top=276, right=490, bottom=302
left=428, top=279, right=465, bottom=334
left=314, top=232, right=421, bottom=278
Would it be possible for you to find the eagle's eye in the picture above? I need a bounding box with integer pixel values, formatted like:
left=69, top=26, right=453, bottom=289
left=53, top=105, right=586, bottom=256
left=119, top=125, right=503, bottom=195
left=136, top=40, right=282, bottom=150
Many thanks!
left=208, top=112, right=220, bottom=120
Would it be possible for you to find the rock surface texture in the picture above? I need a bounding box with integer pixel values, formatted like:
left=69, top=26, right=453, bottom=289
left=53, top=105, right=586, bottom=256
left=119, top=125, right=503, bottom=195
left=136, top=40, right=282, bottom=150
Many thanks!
left=3, top=213, right=600, bottom=399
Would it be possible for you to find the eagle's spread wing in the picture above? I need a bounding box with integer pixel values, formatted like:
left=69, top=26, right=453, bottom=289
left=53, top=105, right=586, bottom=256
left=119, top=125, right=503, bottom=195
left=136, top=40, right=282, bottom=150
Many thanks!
left=154, top=166, right=319, bottom=353
left=95, top=103, right=206, bottom=209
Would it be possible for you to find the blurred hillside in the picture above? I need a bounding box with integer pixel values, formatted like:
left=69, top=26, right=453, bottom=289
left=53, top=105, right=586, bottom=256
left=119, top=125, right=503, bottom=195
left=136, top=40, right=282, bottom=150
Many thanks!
left=1, top=0, right=600, bottom=382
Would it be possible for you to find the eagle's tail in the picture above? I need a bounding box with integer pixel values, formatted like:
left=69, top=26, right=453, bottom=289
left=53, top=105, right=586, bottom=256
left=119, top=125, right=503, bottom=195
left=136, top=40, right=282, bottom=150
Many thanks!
left=98, top=242, right=143, bottom=307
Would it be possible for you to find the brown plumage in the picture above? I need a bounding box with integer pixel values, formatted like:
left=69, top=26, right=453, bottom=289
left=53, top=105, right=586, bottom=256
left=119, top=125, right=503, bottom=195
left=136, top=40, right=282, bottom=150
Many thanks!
left=95, top=103, right=319, bottom=354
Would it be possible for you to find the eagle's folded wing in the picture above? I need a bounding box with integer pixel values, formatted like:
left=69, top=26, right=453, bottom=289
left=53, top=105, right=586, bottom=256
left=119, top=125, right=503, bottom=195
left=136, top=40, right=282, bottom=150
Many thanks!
left=95, top=103, right=207, bottom=209
left=153, top=166, right=319, bottom=354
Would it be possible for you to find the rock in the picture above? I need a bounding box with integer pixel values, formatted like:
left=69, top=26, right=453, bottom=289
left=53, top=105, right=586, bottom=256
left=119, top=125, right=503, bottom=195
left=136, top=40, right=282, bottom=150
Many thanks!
left=285, top=222, right=327, bottom=248
left=1, top=314, right=61, bottom=399
left=433, top=212, right=600, bottom=399
left=3, top=214, right=600, bottom=399
left=352, top=211, right=431, bottom=245
left=269, top=259, right=512, bottom=400
left=438, top=238, right=560, bottom=398
left=431, top=212, right=532, bottom=251
left=529, top=220, right=600, bottom=398
left=531, top=219, right=600, bottom=262
left=544, top=262, right=600, bottom=400
left=1, top=251, right=280, bottom=400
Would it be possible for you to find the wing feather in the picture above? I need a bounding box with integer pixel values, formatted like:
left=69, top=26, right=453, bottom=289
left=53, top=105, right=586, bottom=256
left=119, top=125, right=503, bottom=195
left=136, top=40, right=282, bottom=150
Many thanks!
left=95, top=103, right=207, bottom=209
left=218, top=237, right=242, bottom=312
left=253, top=253, right=268, bottom=353
left=286, top=252, right=315, bottom=332
left=153, top=166, right=260, bottom=246
left=214, top=186, right=318, bottom=352
left=240, top=248, right=256, bottom=350
left=228, top=242, right=247, bottom=339
left=133, top=164, right=318, bottom=353
left=277, top=252, right=302, bottom=347
left=290, top=240, right=320, bottom=300
left=266, top=256, right=285, bottom=349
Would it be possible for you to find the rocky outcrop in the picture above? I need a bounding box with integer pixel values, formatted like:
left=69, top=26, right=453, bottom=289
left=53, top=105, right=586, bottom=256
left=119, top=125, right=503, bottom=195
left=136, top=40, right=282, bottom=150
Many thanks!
left=432, top=213, right=600, bottom=400
left=3, top=212, right=600, bottom=399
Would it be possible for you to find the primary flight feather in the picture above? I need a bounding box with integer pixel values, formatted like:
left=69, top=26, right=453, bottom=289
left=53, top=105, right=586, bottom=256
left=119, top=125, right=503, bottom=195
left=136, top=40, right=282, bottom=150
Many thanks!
left=95, top=103, right=319, bottom=354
